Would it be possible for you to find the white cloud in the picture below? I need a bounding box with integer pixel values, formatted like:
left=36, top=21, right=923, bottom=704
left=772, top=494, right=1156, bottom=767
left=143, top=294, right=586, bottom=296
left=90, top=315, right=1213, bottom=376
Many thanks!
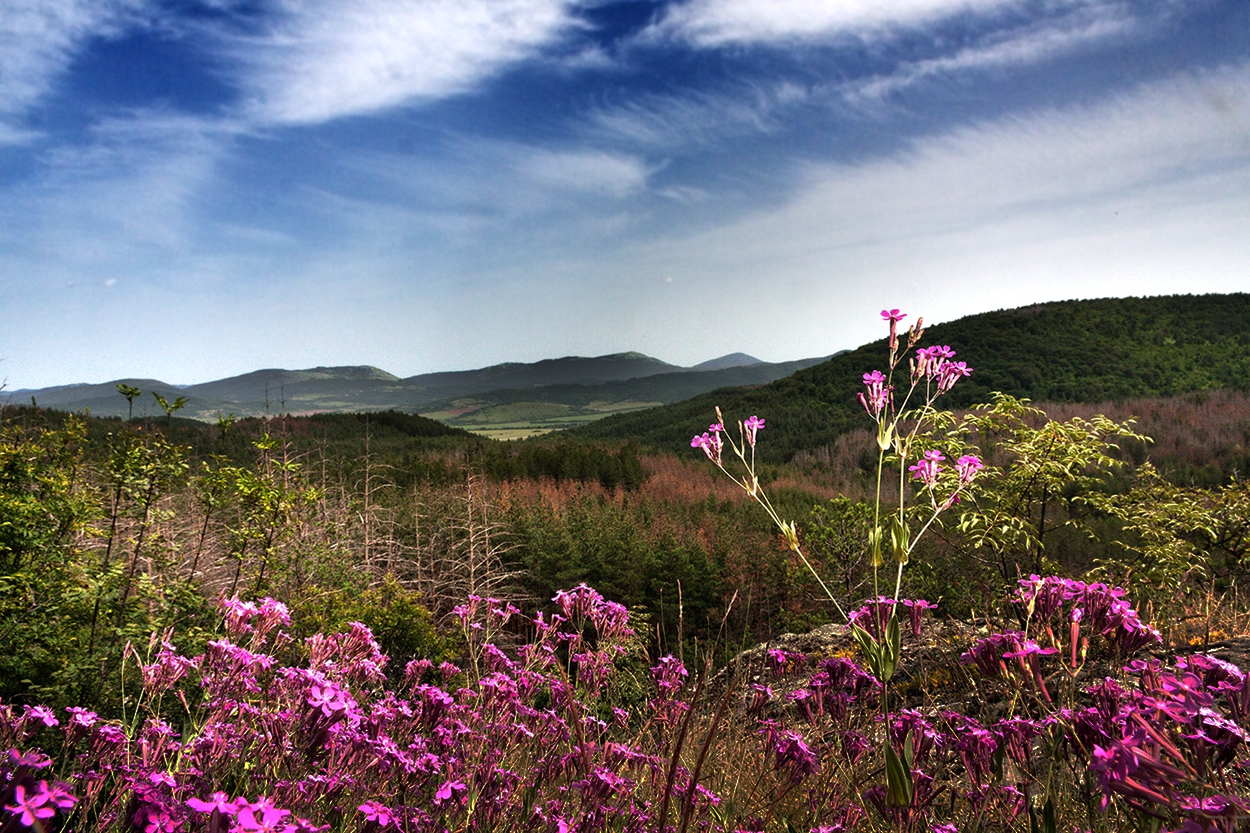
left=665, top=60, right=1250, bottom=258
left=234, top=0, right=579, bottom=126
left=517, top=148, right=651, bottom=197
left=0, top=0, right=150, bottom=141
left=1, top=111, right=234, bottom=270
left=844, top=5, right=1135, bottom=102
left=599, top=61, right=1250, bottom=362
left=584, top=84, right=791, bottom=150
left=333, top=138, right=653, bottom=231
left=653, top=0, right=1023, bottom=46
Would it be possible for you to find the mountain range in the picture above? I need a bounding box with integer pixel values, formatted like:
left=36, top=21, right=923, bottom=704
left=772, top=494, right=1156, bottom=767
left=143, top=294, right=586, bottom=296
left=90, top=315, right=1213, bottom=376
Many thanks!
left=5, top=351, right=829, bottom=428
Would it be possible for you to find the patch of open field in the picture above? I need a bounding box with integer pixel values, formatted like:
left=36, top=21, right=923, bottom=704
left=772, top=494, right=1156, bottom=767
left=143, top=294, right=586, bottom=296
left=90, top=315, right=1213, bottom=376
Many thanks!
left=424, top=398, right=665, bottom=438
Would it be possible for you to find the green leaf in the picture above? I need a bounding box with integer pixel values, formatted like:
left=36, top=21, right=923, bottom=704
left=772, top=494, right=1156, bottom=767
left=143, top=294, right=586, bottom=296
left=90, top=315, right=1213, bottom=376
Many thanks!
left=1042, top=797, right=1056, bottom=833
left=990, top=742, right=1005, bottom=782
left=889, top=515, right=910, bottom=565
left=850, top=622, right=883, bottom=678
left=881, top=610, right=902, bottom=682
left=868, top=525, right=884, bottom=568
left=884, top=742, right=914, bottom=808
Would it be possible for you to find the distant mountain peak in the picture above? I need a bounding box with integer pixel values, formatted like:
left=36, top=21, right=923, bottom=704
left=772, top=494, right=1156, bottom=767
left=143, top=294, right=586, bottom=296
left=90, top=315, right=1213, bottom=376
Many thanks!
left=692, top=353, right=763, bottom=371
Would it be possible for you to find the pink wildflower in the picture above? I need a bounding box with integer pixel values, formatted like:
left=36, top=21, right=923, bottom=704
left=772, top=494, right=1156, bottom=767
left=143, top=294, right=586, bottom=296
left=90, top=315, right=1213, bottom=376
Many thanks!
left=956, top=454, right=983, bottom=485
left=881, top=309, right=906, bottom=351
left=908, top=450, right=945, bottom=488
left=744, top=415, right=765, bottom=447
left=4, top=783, right=56, bottom=827
left=358, top=801, right=393, bottom=826
left=858, top=370, right=892, bottom=418
left=434, top=780, right=467, bottom=805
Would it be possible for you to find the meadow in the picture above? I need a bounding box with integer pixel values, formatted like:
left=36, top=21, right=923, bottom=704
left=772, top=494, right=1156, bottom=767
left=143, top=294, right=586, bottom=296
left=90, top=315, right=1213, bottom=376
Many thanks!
left=3, top=306, right=1250, bottom=832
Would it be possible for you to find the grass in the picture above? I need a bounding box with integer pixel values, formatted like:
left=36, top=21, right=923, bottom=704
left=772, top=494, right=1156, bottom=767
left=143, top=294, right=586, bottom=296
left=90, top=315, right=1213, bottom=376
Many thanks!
left=423, top=398, right=665, bottom=438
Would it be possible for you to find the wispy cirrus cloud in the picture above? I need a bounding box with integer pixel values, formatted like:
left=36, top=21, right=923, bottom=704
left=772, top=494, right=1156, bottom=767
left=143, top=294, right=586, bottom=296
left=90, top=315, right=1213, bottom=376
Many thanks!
left=0, top=0, right=152, bottom=142
left=609, top=60, right=1250, bottom=362
left=2, top=110, right=236, bottom=274
left=583, top=82, right=802, bottom=151
left=651, top=0, right=1022, bottom=46
left=840, top=3, right=1142, bottom=103
left=517, top=148, right=652, bottom=197
left=228, top=0, right=582, bottom=126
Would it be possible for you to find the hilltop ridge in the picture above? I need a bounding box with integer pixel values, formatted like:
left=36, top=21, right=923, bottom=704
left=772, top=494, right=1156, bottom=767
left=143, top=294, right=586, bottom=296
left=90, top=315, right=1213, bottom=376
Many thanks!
left=7, top=352, right=827, bottom=428
left=575, top=293, right=1250, bottom=461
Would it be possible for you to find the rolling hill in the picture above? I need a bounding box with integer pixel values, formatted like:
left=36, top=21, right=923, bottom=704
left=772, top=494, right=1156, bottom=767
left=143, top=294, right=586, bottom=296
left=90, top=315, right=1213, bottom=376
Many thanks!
left=574, top=294, right=1250, bottom=462
left=7, top=351, right=827, bottom=428
left=420, top=357, right=832, bottom=437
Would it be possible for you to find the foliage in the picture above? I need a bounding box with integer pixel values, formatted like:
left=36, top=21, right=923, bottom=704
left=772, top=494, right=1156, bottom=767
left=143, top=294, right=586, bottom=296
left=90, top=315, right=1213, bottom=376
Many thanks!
left=1085, top=463, right=1250, bottom=614
left=9, top=297, right=1250, bottom=832
left=504, top=495, right=725, bottom=652
left=0, top=416, right=213, bottom=710
left=474, top=440, right=646, bottom=491
left=285, top=573, right=450, bottom=679
left=804, top=497, right=874, bottom=601
left=950, top=392, right=1147, bottom=580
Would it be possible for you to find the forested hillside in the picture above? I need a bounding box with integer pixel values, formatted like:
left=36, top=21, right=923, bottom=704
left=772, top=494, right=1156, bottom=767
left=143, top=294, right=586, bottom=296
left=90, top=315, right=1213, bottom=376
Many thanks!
left=577, top=293, right=1250, bottom=462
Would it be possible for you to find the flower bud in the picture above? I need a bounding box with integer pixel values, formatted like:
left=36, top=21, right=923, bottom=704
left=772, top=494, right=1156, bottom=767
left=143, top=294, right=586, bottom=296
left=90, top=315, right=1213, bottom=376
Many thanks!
left=780, top=521, right=801, bottom=553
left=868, top=526, right=884, bottom=568
left=890, top=516, right=910, bottom=565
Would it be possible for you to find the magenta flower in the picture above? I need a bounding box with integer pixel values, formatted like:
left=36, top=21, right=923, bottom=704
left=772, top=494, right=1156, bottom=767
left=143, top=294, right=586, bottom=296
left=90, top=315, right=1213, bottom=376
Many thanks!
left=188, top=792, right=240, bottom=814
left=149, top=770, right=176, bottom=788
left=914, top=344, right=965, bottom=390
left=235, top=797, right=293, bottom=833
left=1001, top=640, right=1058, bottom=660
left=651, top=655, right=689, bottom=695
left=908, top=449, right=945, bottom=488
left=4, top=783, right=56, bottom=827
left=690, top=430, right=723, bottom=465
left=938, top=360, right=972, bottom=393
left=901, top=598, right=938, bottom=637
left=434, top=779, right=467, bottom=804
left=744, top=415, right=765, bottom=447
left=143, top=808, right=177, bottom=833
left=765, top=726, right=821, bottom=781
left=7, top=750, right=52, bottom=770
left=44, top=784, right=76, bottom=812
left=956, top=454, right=983, bottom=485
left=358, top=801, right=393, bottom=826
left=858, top=370, right=892, bottom=418
left=65, top=706, right=98, bottom=730
left=882, top=309, right=906, bottom=351
left=25, top=705, right=59, bottom=728
left=307, top=682, right=348, bottom=718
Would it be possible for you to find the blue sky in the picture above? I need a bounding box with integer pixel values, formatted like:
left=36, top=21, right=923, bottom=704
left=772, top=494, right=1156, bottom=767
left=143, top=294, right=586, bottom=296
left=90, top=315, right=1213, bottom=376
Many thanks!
left=2, top=0, right=1248, bottom=390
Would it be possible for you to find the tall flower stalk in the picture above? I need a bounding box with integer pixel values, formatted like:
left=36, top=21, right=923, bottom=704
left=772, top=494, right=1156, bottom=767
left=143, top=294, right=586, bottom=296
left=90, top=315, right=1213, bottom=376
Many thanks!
left=692, top=308, right=982, bottom=811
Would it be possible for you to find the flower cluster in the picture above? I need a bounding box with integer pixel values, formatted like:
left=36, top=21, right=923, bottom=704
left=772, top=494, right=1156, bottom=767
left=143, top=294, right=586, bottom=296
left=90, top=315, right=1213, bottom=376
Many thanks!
left=0, top=588, right=731, bottom=833
left=1074, top=655, right=1250, bottom=827
left=691, top=414, right=767, bottom=467
left=858, top=370, right=893, bottom=419
left=912, top=344, right=971, bottom=392
left=1015, top=575, right=1162, bottom=657
left=3, top=580, right=1248, bottom=832
left=690, top=422, right=725, bottom=465
left=847, top=597, right=937, bottom=640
